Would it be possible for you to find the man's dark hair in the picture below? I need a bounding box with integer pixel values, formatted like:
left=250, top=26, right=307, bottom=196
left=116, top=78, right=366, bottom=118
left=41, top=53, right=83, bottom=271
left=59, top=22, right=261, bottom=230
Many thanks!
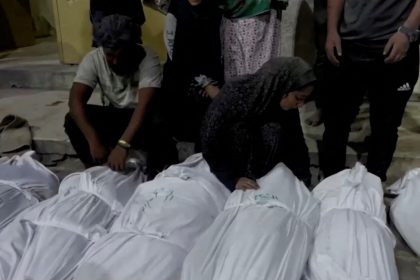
left=93, top=14, right=142, bottom=49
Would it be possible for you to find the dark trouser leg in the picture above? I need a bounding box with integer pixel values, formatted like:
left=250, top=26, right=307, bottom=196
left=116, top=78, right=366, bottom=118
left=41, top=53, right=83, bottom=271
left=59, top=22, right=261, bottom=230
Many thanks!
left=321, top=61, right=365, bottom=177
left=281, top=109, right=312, bottom=184
left=367, top=47, right=419, bottom=181
left=146, top=92, right=180, bottom=171
left=64, top=105, right=135, bottom=166
left=64, top=104, right=178, bottom=171
left=64, top=113, right=93, bottom=165
left=161, top=61, right=212, bottom=145
left=312, top=54, right=327, bottom=109
left=312, top=0, right=327, bottom=109
left=141, top=119, right=178, bottom=175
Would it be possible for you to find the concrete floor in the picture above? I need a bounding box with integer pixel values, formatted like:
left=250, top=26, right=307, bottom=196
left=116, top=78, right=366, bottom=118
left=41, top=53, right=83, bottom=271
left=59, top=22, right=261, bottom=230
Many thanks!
left=1, top=40, right=420, bottom=279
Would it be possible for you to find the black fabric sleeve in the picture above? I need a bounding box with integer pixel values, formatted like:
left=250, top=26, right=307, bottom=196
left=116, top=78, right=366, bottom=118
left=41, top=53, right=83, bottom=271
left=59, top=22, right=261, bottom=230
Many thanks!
left=201, top=89, right=250, bottom=191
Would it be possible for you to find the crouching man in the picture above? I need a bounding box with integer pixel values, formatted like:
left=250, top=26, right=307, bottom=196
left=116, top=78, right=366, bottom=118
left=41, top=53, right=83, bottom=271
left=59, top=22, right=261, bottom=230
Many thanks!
left=65, top=14, right=177, bottom=174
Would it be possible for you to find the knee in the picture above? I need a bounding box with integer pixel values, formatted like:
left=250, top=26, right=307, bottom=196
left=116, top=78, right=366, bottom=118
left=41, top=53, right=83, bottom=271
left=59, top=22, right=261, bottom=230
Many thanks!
left=64, top=112, right=77, bottom=133
left=64, top=112, right=72, bottom=126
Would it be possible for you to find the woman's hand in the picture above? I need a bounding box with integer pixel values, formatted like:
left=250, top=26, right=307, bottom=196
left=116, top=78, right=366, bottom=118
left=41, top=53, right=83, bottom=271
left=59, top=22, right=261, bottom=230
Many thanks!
left=204, top=84, right=220, bottom=100
left=108, top=146, right=129, bottom=171
left=235, top=177, right=259, bottom=190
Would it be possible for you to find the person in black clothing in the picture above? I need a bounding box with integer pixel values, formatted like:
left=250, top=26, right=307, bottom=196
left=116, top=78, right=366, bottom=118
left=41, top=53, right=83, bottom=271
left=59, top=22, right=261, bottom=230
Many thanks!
left=321, top=0, right=420, bottom=181
left=201, top=57, right=316, bottom=191
left=161, top=0, right=223, bottom=145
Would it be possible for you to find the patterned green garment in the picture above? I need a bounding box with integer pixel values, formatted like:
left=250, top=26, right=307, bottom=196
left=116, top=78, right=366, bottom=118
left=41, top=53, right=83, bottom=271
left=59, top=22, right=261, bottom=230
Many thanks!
left=220, top=0, right=288, bottom=19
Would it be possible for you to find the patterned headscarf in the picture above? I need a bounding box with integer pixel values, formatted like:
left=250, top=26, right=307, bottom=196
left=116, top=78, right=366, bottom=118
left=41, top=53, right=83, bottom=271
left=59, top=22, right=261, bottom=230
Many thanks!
left=200, top=57, right=315, bottom=189
left=219, top=57, right=316, bottom=117
left=93, top=14, right=141, bottom=49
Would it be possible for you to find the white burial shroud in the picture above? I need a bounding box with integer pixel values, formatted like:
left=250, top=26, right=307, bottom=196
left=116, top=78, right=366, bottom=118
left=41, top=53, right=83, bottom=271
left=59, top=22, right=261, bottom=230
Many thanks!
left=0, top=166, right=144, bottom=280
left=304, top=163, right=398, bottom=280
left=0, top=151, right=59, bottom=230
left=181, top=163, right=320, bottom=280
left=72, top=153, right=230, bottom=280
left=387, top=168, right=420, bottom=257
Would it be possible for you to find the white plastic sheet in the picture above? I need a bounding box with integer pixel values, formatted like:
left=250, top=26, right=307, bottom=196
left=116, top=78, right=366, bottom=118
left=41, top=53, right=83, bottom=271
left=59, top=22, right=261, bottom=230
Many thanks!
left=181, top=163, right=320, bottom=280
left=72, top=153, right=230, bottom=280
left=387, top=168, right=420, bottom=256
left=304, top=163, right=398, bottom=280
left=0, top=166, right=144, bottom=280
left=0, top=151, right=59, bottom=230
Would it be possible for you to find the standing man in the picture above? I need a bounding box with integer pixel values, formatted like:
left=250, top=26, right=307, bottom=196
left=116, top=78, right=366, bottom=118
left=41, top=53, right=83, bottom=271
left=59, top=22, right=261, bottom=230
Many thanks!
left=321, top=0, right=420, bottom=181
left=64, top=15, right=177, bottom=174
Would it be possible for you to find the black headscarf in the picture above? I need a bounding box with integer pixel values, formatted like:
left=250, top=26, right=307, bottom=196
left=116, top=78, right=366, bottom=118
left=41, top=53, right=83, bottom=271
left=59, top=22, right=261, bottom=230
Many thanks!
left=215, top=57, right=316, bottom=120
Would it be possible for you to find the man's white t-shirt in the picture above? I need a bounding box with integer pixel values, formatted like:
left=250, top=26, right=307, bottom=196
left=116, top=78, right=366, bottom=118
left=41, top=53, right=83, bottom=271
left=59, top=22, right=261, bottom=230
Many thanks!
left=74, top=47, right=162, bottom=108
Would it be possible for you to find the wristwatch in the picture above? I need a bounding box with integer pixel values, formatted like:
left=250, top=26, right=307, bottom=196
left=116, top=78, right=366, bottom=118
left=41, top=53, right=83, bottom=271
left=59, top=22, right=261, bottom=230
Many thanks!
left=117, top=139, right=131, bottom=149
left=398, top=25, right=420, bottom=43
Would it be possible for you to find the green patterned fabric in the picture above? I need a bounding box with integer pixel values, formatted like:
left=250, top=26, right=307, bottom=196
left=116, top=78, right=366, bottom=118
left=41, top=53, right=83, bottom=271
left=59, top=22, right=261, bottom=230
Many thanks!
left=220, top=0, right=288, bottom=19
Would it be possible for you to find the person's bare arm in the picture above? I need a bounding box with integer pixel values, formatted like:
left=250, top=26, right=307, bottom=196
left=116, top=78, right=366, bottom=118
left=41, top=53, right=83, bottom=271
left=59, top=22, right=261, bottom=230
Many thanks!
left=69, top=83, right=108, bottom=163
left=384, top=0, right=420, bottom=63
left=69, top=83, right=96, bottom=143
left=122, top=88, right=156, bottom=143
left=327, top=0, right=344, bottom=33
left=404, top=0, right=420, bottom=30
left=107, top=87, right=157, bottom=171
left=325, top=0, right=345, bottom=66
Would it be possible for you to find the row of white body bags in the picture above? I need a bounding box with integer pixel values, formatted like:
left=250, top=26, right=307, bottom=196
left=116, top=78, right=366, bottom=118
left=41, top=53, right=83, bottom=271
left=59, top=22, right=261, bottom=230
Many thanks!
left=0, top=166, right=144, bottom=280
left=0, top=151, right=59, bottom=230
left=387, top=168, right=420, bottom=257
left=181, top=163, right=321, bottom=280
left=71, top=153, right=230, bottom=280
left=304, top=163, right=399, bottom=280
